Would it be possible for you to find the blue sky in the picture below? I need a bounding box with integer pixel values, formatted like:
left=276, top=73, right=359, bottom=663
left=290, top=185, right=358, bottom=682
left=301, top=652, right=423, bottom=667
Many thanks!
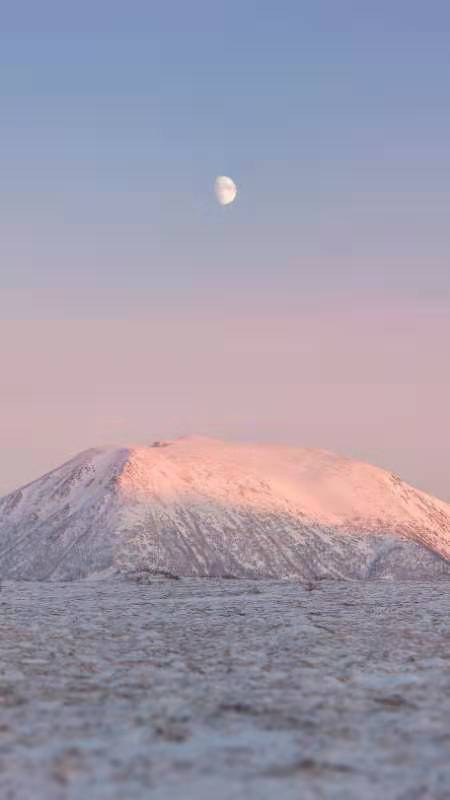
left=2, top=1, right=450, bottom=301
left=1, top=1, right=450, bottom=497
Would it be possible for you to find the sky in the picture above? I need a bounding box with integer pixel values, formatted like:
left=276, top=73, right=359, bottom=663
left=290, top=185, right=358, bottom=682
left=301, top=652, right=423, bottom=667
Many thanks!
left=1, top=1, right=449, bottom=500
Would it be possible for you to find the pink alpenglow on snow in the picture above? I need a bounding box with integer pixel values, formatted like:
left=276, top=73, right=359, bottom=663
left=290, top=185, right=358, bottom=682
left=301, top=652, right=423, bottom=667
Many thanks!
left=0, top=437, right=449, bottom=581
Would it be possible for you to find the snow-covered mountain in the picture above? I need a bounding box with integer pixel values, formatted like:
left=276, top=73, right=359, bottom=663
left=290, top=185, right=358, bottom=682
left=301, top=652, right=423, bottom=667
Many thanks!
left=1, top=437, right=449, bottom=581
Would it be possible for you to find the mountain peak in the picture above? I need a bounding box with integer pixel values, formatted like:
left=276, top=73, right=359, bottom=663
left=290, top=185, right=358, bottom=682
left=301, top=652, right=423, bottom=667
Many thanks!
left=1, top=438, right=449, bottom=581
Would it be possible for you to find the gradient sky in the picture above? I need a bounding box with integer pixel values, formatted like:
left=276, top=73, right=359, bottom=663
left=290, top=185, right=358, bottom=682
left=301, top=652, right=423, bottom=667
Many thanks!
left=1, top=1, right=449, bottom=500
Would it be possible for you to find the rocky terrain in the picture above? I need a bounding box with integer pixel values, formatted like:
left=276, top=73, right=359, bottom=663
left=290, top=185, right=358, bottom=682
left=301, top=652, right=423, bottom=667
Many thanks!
left=1, top=577, right=450, bottom=799
left=1, top=437, right=449, bottom=581
left=2, top=439, right=449, bottom=796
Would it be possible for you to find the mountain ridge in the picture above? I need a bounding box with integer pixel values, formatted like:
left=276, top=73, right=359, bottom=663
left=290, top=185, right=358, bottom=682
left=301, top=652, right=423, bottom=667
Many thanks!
left=1, top=437, right=449, bottom=581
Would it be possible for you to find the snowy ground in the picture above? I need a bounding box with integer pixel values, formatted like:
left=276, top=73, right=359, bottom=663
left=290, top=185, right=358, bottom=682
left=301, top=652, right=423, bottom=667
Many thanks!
left=1, top=578, right=450, bottom=800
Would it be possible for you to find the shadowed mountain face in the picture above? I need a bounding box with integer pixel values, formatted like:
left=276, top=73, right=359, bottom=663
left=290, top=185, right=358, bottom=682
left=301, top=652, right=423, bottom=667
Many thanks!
left=0, top=437, right=449, bottom=581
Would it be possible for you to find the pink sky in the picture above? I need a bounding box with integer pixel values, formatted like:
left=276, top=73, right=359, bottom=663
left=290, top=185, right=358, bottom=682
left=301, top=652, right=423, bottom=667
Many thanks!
left=1, top=293, right=449, bottom=501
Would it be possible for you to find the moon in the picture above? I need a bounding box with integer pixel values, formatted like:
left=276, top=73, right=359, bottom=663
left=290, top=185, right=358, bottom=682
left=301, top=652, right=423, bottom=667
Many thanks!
left=215, top=175, right=237, bottom=206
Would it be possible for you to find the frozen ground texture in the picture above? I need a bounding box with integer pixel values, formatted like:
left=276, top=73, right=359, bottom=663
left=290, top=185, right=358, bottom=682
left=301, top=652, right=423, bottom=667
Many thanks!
left=1, top=437, right=450, bottom=580
left=1, top=577, right=450, bottom=799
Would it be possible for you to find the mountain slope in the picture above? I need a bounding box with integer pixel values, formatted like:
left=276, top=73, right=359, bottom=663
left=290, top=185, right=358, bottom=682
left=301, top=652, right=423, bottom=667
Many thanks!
left=0, top=437, right=449, bottom=580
